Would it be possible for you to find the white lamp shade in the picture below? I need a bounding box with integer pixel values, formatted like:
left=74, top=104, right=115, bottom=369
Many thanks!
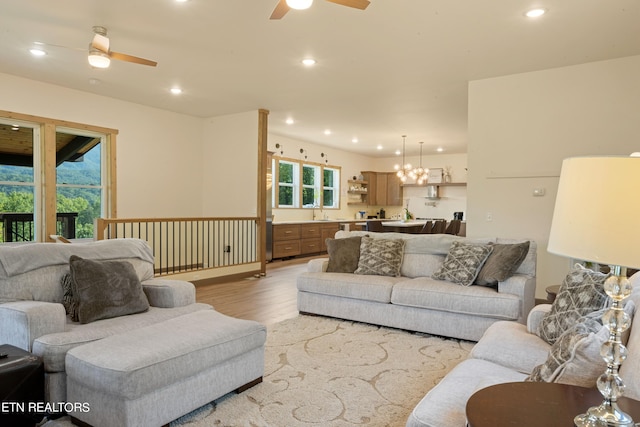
left=548, top=156, right=640, bottom=269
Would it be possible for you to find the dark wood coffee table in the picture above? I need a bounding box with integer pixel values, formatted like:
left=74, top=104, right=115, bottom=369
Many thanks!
left=466, top=382, right=640, bottom=427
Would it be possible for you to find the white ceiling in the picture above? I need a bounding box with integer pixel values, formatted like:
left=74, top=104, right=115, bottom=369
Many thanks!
left=2, top=1, right=639, bottom=157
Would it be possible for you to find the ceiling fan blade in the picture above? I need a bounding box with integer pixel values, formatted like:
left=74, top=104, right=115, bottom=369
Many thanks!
left=91, top=33, right=110, bottom=53
left=270, top=0, right=290, bottom=19
left=325, top=0, right=370, bottom=10
left=109, top=51, right=158, bottom=67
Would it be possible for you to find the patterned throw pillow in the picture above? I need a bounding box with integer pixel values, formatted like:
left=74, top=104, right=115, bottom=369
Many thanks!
left=527, top=301, right=635, bottom=387
left=354, top=236, right=405, bottom=277
left=536, top=265, right=610, bottom=345
left=432, top=241, right=494, bottom=286
left=61, top=272, right=79, bottom=321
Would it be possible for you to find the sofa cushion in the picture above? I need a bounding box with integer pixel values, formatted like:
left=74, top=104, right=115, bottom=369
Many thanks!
left=400, top=253, right=445, bottom=279
left=471, top=320, right=550, bottom=374
left=432, top=242, right=494, bottom=286
left=407, top=358, right=527, bottom=427
left=391, top=277, right=520, bottom=320
left=32, top=303, right=212, bottom=372
left=297, top=272, right=401, bottom=304
left=70, top=256, right=150, bottom=324
left=354, top=236, right=405, bottom=277
left=537, top=265, right=609, bottom=345
left=325, top=236, right=362, bottom=273
left=475, top=241, right=530, bottom=286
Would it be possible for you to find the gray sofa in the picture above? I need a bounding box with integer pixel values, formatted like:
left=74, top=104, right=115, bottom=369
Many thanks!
left=0, top=239, right=266, bottom=427
left=408, top=272, right=640, bottom=427
left=297, top=231, right=537, bottom=341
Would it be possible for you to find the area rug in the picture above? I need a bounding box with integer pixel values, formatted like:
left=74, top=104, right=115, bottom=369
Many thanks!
left=172, top=315, right=474, bottom=427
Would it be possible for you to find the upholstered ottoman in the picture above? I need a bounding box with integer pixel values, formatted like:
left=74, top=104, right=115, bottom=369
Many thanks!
left=65, top=310, right=267, bottom=427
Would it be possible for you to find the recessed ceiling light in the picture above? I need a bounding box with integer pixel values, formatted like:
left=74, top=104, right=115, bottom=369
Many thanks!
left=170, top=87, right=183, bottom=95
left=88, top=78, right=101, bottom=85
left=525, top=8, right=547, bottom=18
left=175, top=0, right=190, bottom=3
left=395, top=150, right=401, bottom=155
left=352, top=138, right=358, bottom=143
left=437, top=147, right=444, bottom=152
left=324, top=129, right=331, bottom=135
left=29, top=48, right=46, bottom=57
left=302, top=58, right=316, bottom=66
left=286, top=118, right=294, bottom=125
left=376, top=145, right=383, bottom=150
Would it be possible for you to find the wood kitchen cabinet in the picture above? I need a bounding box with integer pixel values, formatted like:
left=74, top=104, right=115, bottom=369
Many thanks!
left=361, top=171, right=403, bottom=206
left=272, top=222, right=340, bottom=259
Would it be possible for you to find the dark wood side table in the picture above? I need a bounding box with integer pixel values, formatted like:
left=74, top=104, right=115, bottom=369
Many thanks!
left=545, top=284, right=561, bottom=303
left=466, top=382, right=640, bottom=427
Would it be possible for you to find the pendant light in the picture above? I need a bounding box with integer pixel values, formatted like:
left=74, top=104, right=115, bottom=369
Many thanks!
left=411, top=141, right=429, bottom=185
left=394, top=135, right=412, bottom=183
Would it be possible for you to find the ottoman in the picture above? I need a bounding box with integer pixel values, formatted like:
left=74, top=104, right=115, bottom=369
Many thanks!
left=65, top=310, right=266, bottom=427
left=0, top=344, right=45, bottom=427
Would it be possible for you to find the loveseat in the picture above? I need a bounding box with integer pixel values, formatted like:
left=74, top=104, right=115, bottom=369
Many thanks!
left=408, top=269, right=640, bottom=427
left=0, top=239, right=266, bottom=427
left=297, top=231, right=537, bottom=341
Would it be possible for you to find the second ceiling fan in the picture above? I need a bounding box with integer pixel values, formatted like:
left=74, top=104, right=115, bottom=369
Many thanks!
left=270, top=0, right=370, bottom=20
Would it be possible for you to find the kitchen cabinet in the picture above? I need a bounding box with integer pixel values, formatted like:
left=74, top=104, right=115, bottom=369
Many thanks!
left=272, top=222, right=340, bottom=259
left=361, top=171, right=403, bottom=206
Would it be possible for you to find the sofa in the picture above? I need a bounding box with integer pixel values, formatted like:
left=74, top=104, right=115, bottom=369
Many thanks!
left=0, top=238, right=266, bottom=427
left=408, top=270, right=640, bottom=427
left=297, top=231, right=537, bottom=341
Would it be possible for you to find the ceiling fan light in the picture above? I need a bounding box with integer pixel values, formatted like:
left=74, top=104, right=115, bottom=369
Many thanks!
left=286, top=0, right=313, bottom=10
left=88, top=51, right=110, bottom=68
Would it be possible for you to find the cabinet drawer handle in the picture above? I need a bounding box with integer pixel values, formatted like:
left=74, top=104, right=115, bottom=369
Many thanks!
left=285, top=246, right=292, bottom=250
left=285, top=230, right=292, bottom=234
left=308, top=244, right=316, bottom=247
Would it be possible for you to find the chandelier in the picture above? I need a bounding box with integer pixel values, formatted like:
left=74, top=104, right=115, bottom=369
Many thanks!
left=410, top=141, right=429, bottom=185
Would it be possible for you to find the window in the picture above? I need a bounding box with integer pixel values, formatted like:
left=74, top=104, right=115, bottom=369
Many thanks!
left=273, top=156, right=340, bottom=209
left=0, top=110, right=117, bottom=243
left=323, top=167, right=340, bottom=209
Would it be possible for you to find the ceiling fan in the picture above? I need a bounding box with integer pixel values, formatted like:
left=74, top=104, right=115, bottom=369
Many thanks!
left=270, top=0, right=370, bottom=20
left=88, top=26, right=157, bottom=69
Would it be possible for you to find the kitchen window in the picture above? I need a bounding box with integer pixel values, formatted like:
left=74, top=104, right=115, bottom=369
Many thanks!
left=273, top=157, right=340, bottom=209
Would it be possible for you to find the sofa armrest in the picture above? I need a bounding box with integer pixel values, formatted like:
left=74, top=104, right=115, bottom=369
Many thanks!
left=142, top=278, right=196, bottom=308
left=0, top=301, right=66, bottom=351
left=527, top=304, right=552, bottom=334
left=307, top=258, right=329, bottom=273
left=498, top=274, right=536, bottom=324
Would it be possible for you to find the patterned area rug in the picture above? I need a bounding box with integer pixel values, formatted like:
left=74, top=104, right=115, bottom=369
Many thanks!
left=173, top=315, right=473, bottom=427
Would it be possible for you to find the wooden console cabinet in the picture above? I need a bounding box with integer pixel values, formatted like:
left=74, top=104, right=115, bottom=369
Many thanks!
left=272, top=222, right=340, bottom=259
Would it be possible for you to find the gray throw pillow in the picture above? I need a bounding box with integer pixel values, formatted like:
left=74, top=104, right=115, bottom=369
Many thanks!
left=70, top=255, right=150, bottom=324
left=326, top=236, right=362, bottom=273
left=475, top=241, right=530, bottom=286
left=536, top=265, right=610, bottom=345
left=61, top=273, right=79, bottom=321
left=354, top=236, right=405, bottom=277
left=432, top=241, right=494, bottom=286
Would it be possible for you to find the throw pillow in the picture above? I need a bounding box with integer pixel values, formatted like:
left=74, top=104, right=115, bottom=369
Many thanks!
left=475, top=241, right=530, bottom=286
left=61, top=273, right=79, bottom=321
left=527, top=301, right=635, bottom=387
left=536, top=265, right=610, bottom=345
left=432, top=241, right=494, bottom=286
left=326, top=236, right=363, bottom=273
left=354, top=236, right=405, bottom=277
left=69, top=255, right=150, bottom=324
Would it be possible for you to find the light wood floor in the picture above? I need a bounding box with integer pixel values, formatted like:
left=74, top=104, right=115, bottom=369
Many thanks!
left=195, top=256, right=322, bottom=325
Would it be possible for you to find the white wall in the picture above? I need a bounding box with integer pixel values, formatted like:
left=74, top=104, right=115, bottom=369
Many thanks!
left=202, top=111, right=259, bottom=217
left=0, top=72, right=204, bottom=218
left=468, top=55, right=640, bottom=297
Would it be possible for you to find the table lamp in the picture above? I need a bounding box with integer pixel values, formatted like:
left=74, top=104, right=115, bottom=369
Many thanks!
left=548, top=155, right=640, bottom=427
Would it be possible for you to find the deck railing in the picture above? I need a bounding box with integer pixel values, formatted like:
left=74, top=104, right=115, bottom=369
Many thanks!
left=95, top=217, right=260, bottom=276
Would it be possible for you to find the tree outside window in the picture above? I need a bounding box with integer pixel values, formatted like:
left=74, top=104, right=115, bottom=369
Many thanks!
left=273, top=156, right=340, bottom=209
left=323, top=167, right=340, bottom=208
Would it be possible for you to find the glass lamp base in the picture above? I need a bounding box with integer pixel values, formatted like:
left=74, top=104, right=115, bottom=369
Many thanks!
left=574, top=402, right=635, bottom=427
